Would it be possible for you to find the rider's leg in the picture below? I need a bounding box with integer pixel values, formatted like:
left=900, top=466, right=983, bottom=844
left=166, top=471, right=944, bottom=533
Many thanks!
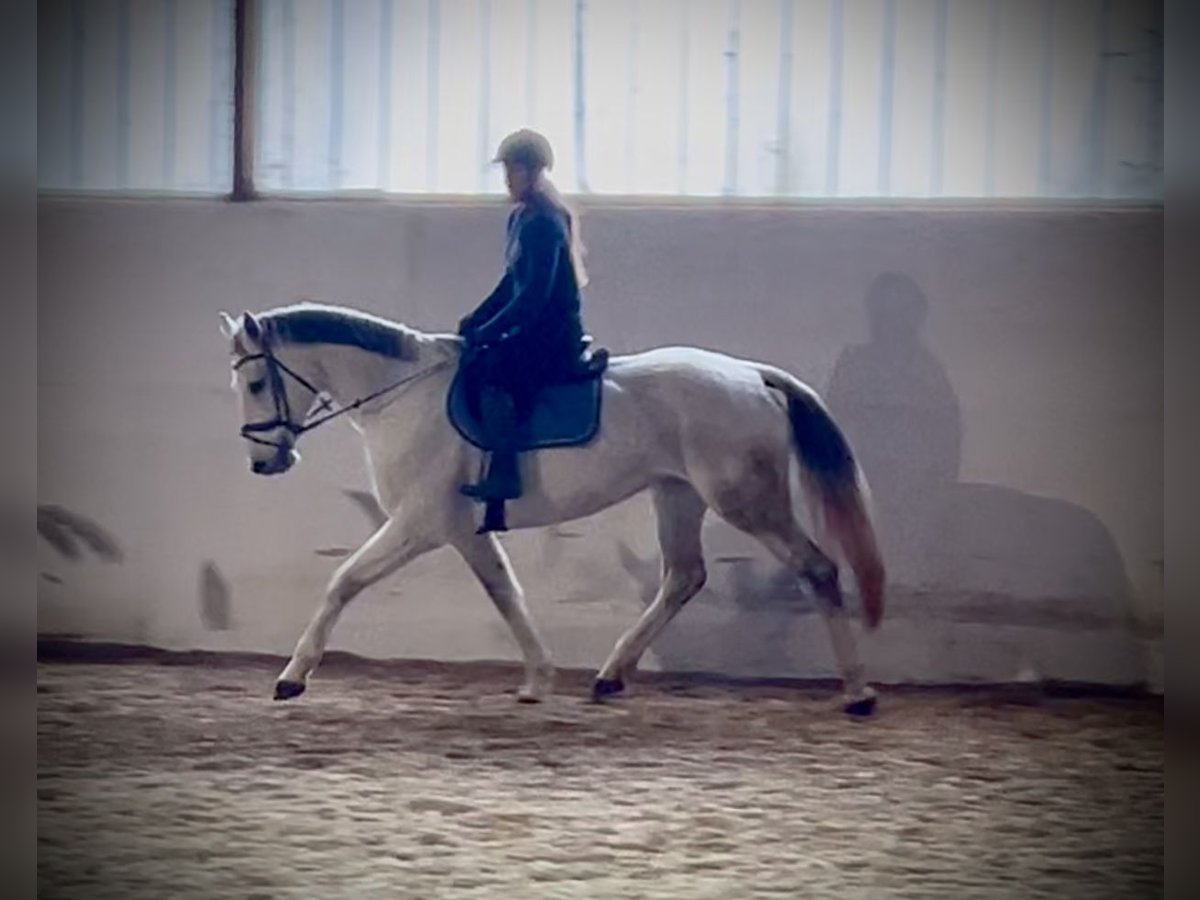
left=460, top=384, right=523, bottom=504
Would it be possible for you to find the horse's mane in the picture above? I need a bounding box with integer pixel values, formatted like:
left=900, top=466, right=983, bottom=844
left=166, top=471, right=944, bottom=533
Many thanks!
left=261, top=302, right=421, bottom=361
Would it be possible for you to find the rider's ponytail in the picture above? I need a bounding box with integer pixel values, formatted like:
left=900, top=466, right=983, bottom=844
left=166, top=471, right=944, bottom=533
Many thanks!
left=532, top=178, right=589, bottom=289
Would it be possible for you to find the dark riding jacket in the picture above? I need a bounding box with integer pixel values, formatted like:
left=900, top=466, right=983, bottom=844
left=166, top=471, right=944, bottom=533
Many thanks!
left=459, top=198, right=584, bottom=375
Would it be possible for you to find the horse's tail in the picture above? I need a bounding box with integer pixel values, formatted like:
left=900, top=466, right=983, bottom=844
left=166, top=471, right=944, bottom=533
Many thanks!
left=757, top=366, right=886, bottom=629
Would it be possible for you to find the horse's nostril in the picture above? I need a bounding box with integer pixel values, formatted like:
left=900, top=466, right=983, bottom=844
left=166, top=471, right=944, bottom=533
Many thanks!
left=251, top=459, right=265, bottom=474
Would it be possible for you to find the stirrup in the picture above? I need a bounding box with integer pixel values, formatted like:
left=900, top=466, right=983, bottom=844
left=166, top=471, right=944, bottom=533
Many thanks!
left=459, top=449, right=522, bottom=502
left=459, top=482, right=491, bottom=500
left=459, top=478, right=521, bottom=502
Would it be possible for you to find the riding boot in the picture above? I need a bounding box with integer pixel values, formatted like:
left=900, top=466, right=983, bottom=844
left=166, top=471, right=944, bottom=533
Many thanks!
left=479, top=499, right=508, bottom=534
left=472, top=441, right=522, bottom=532
left=459, top=387, right=523, bottom=527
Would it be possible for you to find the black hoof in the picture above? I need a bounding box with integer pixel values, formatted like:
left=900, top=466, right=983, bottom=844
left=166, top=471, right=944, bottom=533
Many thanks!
left=591, top=677, right=625, bottom=701
left=843, top=695, right=877, bottom=717
left=274, top=680, right=306, bottom=701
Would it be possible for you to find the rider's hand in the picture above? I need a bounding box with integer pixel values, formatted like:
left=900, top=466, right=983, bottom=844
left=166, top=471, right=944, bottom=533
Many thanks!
left=478, top=326, right=519, bottom=346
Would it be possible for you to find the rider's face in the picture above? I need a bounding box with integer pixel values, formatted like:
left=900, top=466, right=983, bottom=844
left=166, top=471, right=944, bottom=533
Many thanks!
left=504, top=163, right=534, bottom=202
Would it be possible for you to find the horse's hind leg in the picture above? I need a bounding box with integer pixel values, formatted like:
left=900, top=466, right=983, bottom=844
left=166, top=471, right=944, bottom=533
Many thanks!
left=752, top=524, right=876, bottom=716
left=275, top=515, right=437, bottom=700
left=697, top=450, right=875, bottom=716
left=593, top=480, right=707, bottom=700
left=453, top=531, right=555, bottom=702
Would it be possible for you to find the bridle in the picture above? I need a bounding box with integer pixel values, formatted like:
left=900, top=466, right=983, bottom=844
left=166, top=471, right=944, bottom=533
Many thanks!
left=233, top=339, right=453, bottom=452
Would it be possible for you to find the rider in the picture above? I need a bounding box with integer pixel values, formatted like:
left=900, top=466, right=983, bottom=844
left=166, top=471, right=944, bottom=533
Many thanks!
left=457, top=128, right=595, bottom=533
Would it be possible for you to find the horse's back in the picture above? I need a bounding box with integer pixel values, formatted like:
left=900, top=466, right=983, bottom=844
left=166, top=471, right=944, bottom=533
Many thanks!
left=596, top=345, right=792, bottom=465
left=602, top=346, right=783, bottom=409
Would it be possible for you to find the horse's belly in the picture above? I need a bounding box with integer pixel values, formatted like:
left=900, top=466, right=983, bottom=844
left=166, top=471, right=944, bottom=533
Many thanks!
left=507, top=452, right=657, bottom=529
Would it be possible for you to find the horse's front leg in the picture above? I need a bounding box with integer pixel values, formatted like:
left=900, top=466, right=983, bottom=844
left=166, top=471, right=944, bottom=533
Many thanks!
left=452, top=531, right=555, bottom=702
left=274, top=513, right=438, bottom=700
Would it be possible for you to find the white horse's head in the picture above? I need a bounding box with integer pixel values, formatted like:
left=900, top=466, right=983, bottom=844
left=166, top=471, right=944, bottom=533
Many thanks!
left=220, top=310, right=315, bottom=476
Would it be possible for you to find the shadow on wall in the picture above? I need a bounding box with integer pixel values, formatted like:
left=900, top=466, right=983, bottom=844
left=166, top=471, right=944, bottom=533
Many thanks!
left=32, top=501, right=237, bottom=638
left=824, top=271, right=1134, bottom=616
left=825, top=270, right=960, bottom=587
left=31, top=503, right=141, bottom=641
left=34, top=504, right=124, bottom=568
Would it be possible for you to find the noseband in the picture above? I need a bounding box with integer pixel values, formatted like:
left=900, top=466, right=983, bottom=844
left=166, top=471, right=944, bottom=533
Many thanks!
left=232, top=346, right=325, bottom=450
left=233, top=339, right=453, bottom=452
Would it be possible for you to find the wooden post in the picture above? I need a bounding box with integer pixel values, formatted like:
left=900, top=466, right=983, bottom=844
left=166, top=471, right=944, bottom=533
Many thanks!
left=232, top=0, right=258, bottom=200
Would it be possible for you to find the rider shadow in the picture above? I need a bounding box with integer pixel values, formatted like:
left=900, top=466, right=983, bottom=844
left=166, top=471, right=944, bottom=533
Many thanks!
left=610, top=272, right=1142, bottom=682
left=823, top=271, right=961, bottom=592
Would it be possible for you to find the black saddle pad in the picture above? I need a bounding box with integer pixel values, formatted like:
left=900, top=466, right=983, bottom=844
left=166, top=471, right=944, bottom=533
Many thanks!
left=447, top=370, right=605, bottom=452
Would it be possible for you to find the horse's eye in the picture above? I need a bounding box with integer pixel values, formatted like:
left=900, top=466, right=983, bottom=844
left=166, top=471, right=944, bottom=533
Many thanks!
left=248, top=379, right=266, bottom=395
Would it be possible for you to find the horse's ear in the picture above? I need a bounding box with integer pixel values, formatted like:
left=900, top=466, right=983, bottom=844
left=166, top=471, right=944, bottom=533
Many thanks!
left=218, top=311, right=238, bottom=339
left=242, top=311, right=261, bottom=342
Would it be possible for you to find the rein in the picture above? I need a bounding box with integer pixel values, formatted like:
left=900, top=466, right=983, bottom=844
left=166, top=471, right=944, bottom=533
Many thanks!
left=233, top=342, right=453, bottom=450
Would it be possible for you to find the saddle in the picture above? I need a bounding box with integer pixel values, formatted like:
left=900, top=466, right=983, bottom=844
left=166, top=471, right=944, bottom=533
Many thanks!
left=446, top=340, right=609, bottom=452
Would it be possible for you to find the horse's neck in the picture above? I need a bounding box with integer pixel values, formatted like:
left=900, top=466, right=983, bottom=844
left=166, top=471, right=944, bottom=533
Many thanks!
left=280, top=335, right=457, bottom=407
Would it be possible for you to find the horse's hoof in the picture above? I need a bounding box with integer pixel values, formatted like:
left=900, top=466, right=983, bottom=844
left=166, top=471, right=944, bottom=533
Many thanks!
left=274, top=680, right=306, bottom=701
left=516, top=664, right=555, bottom=703
left=843, top=694, right=877, bottom=717
left=591, top=677, right=625, bottom=701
